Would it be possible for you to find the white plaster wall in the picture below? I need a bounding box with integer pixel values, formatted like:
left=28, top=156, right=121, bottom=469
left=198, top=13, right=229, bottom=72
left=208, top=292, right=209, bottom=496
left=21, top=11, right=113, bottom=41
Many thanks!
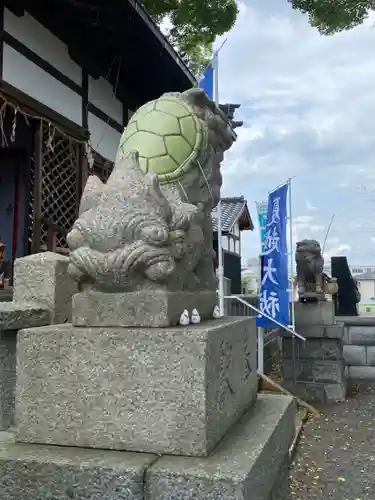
left=88, top=112, right=121, bottom=162
left=89, top=77, right=123, bottom=125
left=3, top=44, right=82, bottom=126
left=357, top=280, right=375, bottom=300
left=3, top=8, right=125, bottom=159
left=4, top=8, right=82, bottom=85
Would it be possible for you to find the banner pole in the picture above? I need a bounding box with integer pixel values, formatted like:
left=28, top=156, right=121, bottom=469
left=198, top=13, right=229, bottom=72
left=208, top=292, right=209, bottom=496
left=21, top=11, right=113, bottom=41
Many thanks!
left=287, top=178, right=298, bottom=386
left=214, top=53, right=224, bottom=317
left=258, top=252, right=264, bottom=373
left=257, top=326, right=264, bottom=373
left=288, top=178, right=295, bottom=331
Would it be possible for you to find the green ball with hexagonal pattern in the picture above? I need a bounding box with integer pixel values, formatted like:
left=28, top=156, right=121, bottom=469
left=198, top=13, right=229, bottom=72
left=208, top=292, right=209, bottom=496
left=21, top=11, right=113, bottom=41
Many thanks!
left=116, top=95, right=208, bottom=184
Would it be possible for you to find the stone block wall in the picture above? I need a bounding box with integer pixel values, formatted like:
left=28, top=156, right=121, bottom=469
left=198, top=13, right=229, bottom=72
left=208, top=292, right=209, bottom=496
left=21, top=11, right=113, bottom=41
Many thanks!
left=341, top=321, right=375, bottom=381
left=282, top=302, right=347, bottom=404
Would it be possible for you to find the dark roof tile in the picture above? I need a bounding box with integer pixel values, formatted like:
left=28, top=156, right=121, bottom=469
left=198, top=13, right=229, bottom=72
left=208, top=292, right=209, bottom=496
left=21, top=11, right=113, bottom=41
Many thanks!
left=212, top=196, right=253, bottom=232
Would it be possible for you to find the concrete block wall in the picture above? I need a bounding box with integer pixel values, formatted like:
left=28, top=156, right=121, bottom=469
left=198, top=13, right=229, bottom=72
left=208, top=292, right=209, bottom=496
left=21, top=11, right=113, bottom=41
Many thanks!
left=341, top=321, right=375, bottom=380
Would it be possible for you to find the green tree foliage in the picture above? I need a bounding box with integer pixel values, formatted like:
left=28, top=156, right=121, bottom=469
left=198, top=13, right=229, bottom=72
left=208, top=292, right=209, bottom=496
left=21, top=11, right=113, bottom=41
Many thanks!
left=143, top=0, right=239, bottom=75
left=290, top=0, right=375, bottom=35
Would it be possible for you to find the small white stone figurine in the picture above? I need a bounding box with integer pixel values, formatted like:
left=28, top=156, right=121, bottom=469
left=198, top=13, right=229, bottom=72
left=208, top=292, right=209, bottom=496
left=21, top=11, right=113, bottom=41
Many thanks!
left=212, top=305, right=221, bottom=319
left=179, top=309, right=190, bottom=326
left=191, top=308, right=201, bottom=324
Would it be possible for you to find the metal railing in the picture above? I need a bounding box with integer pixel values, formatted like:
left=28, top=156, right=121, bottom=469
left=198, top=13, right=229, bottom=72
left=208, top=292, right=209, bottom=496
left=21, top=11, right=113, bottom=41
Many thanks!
left=224, top=294, right=306, bottom=374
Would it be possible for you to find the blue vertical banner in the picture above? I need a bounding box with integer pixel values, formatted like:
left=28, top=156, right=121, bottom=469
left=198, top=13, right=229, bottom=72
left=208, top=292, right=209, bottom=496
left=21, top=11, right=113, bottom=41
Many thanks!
left=198, top=62, right=214, bottom=100
left=255, top=201, right=268, bottom=253
left=256, top=183, right=290, bottom=328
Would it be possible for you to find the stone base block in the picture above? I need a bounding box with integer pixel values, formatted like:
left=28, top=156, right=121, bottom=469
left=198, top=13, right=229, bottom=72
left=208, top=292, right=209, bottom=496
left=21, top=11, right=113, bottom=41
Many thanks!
left=283, top=337, right=343, bottom=360
left=294, top=301, right=335, bottom=327
left=16, top=318, right=258, bottom=457
left=281, top=324, right=344, bottom=339
left=13, top=252, right=77, bottom=324
left=146, top=394, right=296, bottom=500
left=282, top=335, right=346, bottom=403
left=348, top=325, right=375, bottom=345
left=283, top=380, right=347, bottom=403
left=0, top=395, right=296, bottom=500
left=0, top=304, right=50, bottom=431
left=72, top=289, right=217, bottom=327
left=343, top=345, right=367, bottom=366
left=347, top=366, right=375, bottom=381
left=0, top=331, right=16, bottom=430
left=282, top=358, right=345, bottom=384
left=0, top=302, right=50, bottom=331
left=0, top=431, right=155, bottom=500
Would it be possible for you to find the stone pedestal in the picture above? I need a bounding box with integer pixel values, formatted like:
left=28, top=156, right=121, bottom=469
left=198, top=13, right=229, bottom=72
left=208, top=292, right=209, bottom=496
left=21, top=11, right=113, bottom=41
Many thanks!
left=13, top=252, right=77, bottom=324
left=0, top=252, right=77, bottom=431
left=8, top=305, right=297, bottom=498
left=282, top=301, right=347, bottom=403
left=72, top=289, right=217, bottom=327
left=0, top=303, right=50, bottom=431
left=16, top=317, right=258, bottom=456
left=0, top=394, right=296, bottom=500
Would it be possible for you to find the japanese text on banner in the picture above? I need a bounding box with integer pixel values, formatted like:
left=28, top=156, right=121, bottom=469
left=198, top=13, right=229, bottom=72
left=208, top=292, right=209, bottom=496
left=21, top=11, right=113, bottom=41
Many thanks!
left=256, top=183, right=289, bottom=328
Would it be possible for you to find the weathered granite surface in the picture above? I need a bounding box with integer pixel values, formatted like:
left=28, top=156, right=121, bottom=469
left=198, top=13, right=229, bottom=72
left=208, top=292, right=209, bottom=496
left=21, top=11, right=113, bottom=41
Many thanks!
left=0, top=331, right=16, bottom=430
left=0, top=302, right=50, bottom=330
left=72, top=289, right=217, bottom=327
left=0, top=394, right=295, bottom=500
left=0, top=302, right=50, bottom=431
left=16, top=317, right=258, bottom=456
left=146, top=394, right=296, bottom=500
left=0, top=431, right=155, bottom=500
left=13, top=252, right=77, bottom=324
left=293, top=301, right=335, bottom=326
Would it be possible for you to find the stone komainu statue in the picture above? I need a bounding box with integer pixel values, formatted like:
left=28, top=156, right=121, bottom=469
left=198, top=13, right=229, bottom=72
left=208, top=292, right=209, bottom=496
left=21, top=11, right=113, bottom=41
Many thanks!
left=66, top=88, right=235, bottom=295
left=295, top=239, right=325, bottom=300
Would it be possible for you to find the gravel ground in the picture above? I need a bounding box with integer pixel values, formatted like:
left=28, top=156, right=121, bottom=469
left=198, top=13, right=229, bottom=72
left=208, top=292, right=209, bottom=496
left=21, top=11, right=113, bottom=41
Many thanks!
left=290, top=383, right=375, bottom=499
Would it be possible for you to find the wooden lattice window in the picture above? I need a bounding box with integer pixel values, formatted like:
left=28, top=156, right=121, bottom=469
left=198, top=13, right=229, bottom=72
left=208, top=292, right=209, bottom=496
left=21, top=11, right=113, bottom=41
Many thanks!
left=41, top=124, right=81, bottom=249
left=28, top=123, right=82, bottom=251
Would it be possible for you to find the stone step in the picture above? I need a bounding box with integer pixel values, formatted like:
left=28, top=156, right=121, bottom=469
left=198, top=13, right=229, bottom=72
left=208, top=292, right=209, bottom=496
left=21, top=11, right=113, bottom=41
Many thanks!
left=0, top=395, right=297, bottom=500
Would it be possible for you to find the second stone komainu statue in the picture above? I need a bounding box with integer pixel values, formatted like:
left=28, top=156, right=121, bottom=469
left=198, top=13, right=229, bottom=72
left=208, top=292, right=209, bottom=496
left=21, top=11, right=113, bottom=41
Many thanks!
left=66, top=88, right=236, bottom=327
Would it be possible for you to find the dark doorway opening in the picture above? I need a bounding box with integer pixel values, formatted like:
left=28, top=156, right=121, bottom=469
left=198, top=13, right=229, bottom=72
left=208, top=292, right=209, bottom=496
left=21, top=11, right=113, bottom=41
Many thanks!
left=0, top=147, right=30, bottom=284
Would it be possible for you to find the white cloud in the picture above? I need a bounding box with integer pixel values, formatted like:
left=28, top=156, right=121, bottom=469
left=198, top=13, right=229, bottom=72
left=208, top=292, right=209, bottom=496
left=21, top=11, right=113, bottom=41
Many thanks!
left=294, top=215, right=314, bottom=226
left=306, top=200, right=317, bottom=211
left=311, top=224, right=325, bottom=232
left=220, top=0, right=375, bottom=264
left=324, top=244, right=351, bottom=261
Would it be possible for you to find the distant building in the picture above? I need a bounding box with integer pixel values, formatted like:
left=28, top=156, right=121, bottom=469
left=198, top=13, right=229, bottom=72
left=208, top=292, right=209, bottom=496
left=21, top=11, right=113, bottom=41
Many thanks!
left=212, top=196, right=253, bottom=294
left=355, top=270, right=375, bottom=301
left=241, top=261, right=261, bottom=294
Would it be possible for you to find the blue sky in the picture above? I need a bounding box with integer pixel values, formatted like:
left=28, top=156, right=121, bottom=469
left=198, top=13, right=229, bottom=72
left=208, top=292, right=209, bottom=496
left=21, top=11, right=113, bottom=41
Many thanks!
left=216, top=0, right=375, bottom=265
